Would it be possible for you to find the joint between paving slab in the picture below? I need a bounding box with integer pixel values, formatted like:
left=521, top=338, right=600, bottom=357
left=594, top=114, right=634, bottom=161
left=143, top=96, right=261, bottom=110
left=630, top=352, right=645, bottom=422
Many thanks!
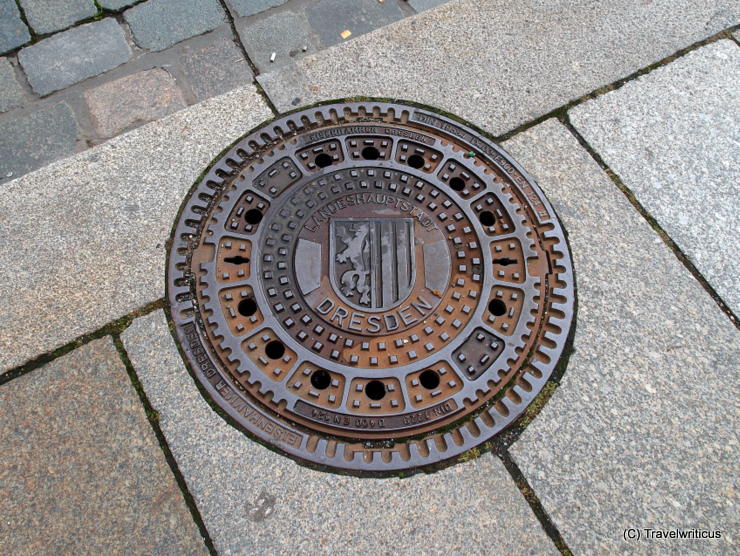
left=499, top=450, right=573, bottom=555
left=216, top=0, right=280, bottom=116
left=0, top=298, right=166, bottom=387
left=560, top=113, right=739, bottom=329
left=494, top=25, right=739, bottom=144
left=112, top=334, right=217, bottom=556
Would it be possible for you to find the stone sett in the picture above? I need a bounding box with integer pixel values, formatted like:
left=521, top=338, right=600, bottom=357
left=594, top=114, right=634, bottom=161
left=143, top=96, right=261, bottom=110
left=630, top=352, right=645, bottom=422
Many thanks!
left=408, top=0, right=450, bottom=13
left=236, top=9, right=316, bottom=72
left=0, top=101, right=78, bottom=179
left=124, top=0, right=225, bottom=51
left=226, top=0, right=287, bottom=18
left=18, top=18, right=131, bottom=95
left=84, top=68, right=187, bottom=138
left=0, top=56, right=25, bottom=112
left=181, top=34, right=253, bottom=102
left=0, top=0, right=30, bottom=54
left=0, top=338, right=208, bottom=555
left=99, top=0, right=139, bottom=9
left=306, top=0, right=405, bottom=47
left=19, top=0, right=97, bottom=35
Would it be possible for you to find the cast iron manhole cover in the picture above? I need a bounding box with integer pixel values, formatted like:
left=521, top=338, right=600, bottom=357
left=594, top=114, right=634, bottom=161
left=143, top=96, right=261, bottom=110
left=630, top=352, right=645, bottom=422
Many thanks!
left=167, top=100, right=575, bottom=473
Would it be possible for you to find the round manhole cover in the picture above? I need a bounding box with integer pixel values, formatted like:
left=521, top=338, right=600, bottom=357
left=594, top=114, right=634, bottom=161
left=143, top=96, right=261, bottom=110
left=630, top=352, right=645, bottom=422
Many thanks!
left=167, top=100, right=575, bottom=473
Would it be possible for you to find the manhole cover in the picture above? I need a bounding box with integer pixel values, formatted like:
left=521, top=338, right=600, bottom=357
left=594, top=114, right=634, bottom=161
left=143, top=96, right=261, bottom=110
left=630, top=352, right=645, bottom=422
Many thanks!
left=167, top=100, right=575, bottom=473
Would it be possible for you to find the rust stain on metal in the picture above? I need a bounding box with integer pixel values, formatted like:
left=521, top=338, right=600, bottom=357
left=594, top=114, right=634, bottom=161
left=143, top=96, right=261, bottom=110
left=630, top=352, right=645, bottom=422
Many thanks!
left=167, top=101, right=575, bottom=473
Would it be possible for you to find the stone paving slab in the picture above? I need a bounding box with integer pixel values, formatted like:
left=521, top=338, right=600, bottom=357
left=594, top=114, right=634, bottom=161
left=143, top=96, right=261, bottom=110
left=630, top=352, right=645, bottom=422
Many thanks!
left=306, top=0, right=405, bottom=47
left=226, top=0, right=287, bottom=18
left=408, top=0, right=449, bottom=12
left=181, top=34, right=254, bottom=102
left=0, top=56, right=25, bottom=112
left=0, top=101, right=78, bottom=178
left=124, top=0, right=225, bottom=52
left=99, top=0, right=139, bottom=9
left=18, top=18, right=132, bottom=95
left=0, top=86, right=271, bottom=373
left=84, top=67, right=187, bottom=138
left=0, top=337, right=207, bottom=555
left=19, top=0, right=97, bottom=35
left=503, top=120, right=739, bottom=554
left=259, top=0, right=739, bottom=135
left=122, top=310, right=556, bottom=555
left=236, top=10, right=317, bottom=72
left=570, top=40, right=740, bottom=315
left=0, top=0, right=30, bottom=54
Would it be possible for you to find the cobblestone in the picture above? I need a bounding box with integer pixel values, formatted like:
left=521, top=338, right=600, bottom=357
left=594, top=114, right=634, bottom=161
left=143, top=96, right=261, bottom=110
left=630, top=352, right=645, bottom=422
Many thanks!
left=19, top=0, right=97, bottom=35
left=124, top=0, right=225, bottom=51
left=225, top=0, right=287, bottom=18
left=306, top=0, right=404, bottom=47
left=0, top=0, right=31, bottom=54
left=181, top=34, right=253, bottom=102
left=236, top=9, right=315, bottom=71
left=84, top=68, right=187, bottom=138
left=0, top=101, right=78, bottom=179
left=18, top=18, right=131, bottom=95
left=0, top=57, right=25, bottom=112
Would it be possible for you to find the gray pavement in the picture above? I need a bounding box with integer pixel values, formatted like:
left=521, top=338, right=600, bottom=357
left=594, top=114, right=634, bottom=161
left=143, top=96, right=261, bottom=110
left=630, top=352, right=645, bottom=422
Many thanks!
left=0, top=0, right=738, bottom=553
left=258, top=0, right=738, bottom=135
left=122, top=310, right=556, bottom=555
left=0, top=86, right=271, bottom=372
left=0, top=338, right=207, bottom=555
left=570, top=40, right=740, bottom=315
left=506, top=119, right=739, bottom=554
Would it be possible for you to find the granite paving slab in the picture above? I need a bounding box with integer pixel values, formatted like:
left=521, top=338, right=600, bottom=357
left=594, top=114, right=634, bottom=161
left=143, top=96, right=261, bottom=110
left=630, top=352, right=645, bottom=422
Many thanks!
left=0, top=0, right=30, bottom=54
left=408, top=0, right=449, bottom=12
left=84, top=67, right=187, bottom=138
left=0, top=56, right=26, bottom=112
left=0, top=101, right=78, bottom=178
left=99, top=0, right=139, bottom=9
left=305, top=0, right=405, bottom=47
left=0, top=338, right=207, bottom=555
left=19, top=0, right=97, bottom=35
left=258, top=0, right=739, bottom=135
left=18, top=18, right=132, bottom=95
left=570, top=40, right=740, bottom=315
left=226, top=0, right=287, bottom=18
left=236, top=10, right=316, bottom=72
left=181, top=33, right=253, bottom=102
left=0, top=86, right=272, bottom=373
left=504, top=120, right=739, bottom=554
left=124, top=0, right=225, bottom=51
left=122, top=310, right=557, bottom=555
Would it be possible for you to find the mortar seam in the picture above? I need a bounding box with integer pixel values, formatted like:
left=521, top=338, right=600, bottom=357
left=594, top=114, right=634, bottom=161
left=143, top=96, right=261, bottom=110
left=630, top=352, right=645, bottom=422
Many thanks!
left=112, top=335, right=218, bottom=556
left=0, top=298, right=165, bottom=386
left=499, top=450, right=573, bottom=555
left=216, top=0, right=280, bottom=116
left=560, top=114, right=739, bottom=328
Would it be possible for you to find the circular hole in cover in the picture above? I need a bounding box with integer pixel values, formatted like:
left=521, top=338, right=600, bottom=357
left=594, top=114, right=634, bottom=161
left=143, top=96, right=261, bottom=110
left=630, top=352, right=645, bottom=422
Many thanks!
left=419, top=369, right=441, bottom=390
left=237, top=298, right=257, bottom=317
left=365, top=380, right=386, bottom=400
left=244, top=208, right=263, bottom=225
left=265, top=340, right=285, bottom=359
left=479, top=210, right=496, bottom=227
left=407, top=154, right=425, bottom=169
left=311, top=369, right=332, bottom=390
left=315, top=153, right=333, bottom=168
left=361, top=146, right=380, bottom=160
left=449, top=177, right=465, bottom=191
left=488, top=299, right=507, bottom=316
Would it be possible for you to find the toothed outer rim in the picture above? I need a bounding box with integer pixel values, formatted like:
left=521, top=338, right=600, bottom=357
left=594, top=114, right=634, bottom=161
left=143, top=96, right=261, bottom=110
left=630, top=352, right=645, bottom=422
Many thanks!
left=166, top=100, right=575, bottom=474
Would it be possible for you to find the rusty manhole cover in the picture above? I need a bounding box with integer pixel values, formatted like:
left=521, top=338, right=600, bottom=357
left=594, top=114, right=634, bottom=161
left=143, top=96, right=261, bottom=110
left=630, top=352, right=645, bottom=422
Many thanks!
left=167, top=100, right=575, bottom=473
